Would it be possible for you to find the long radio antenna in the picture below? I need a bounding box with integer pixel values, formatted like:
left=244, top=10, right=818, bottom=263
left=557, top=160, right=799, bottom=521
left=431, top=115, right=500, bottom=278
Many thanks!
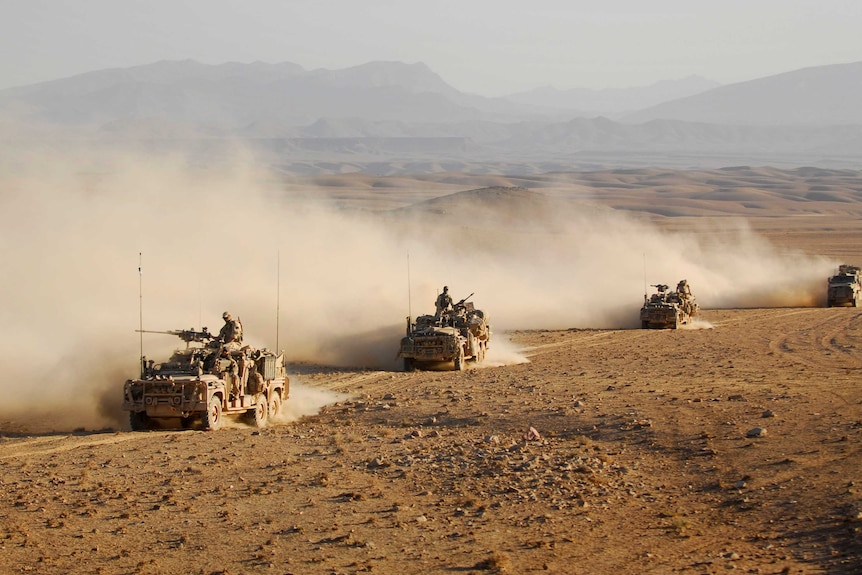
left=138, top=252, right=144, bottom=377
left=642, top=252, right=648, bottom=301
left=407, top=251, right=412, bottom=321
left=276, top=250, right=281, bottom=353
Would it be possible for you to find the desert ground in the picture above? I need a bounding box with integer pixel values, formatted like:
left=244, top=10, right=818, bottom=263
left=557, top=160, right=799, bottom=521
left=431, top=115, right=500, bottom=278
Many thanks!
left=1, top=167, right=861, bottom=574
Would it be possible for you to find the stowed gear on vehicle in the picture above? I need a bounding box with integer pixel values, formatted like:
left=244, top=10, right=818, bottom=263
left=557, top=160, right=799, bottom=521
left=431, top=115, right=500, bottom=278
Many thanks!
left=123, top=314, right=288, bottom=431
left=640, top=280, right=699, bottom=329
left=398, top=289, right=491, bottom=371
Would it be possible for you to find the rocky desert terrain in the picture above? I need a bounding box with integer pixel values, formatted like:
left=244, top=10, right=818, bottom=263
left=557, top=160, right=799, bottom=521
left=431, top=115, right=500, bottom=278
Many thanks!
left=1, top=167, right=861, bottom=574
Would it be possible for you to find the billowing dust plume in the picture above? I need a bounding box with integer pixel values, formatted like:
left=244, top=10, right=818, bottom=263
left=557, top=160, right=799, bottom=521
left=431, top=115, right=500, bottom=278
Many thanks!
left=0, top=143, right=833, bottom=431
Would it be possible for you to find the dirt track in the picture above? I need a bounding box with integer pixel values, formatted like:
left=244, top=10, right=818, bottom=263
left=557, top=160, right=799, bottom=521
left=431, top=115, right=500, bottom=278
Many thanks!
left=1, top=308, right=860, bottom=574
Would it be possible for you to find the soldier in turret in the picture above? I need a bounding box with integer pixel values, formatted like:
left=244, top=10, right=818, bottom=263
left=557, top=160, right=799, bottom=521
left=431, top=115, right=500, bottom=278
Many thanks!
left=217, top=311, right=243, bottom=351
left=434, top=286, right=453, bottom=320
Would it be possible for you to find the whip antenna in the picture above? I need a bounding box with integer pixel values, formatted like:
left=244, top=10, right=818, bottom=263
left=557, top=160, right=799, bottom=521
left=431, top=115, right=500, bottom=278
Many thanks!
left=642, top=252, right=648, bottom=301
left=407, top=251, right=412, bottom=320
left=276, top=250, right=281, bottom=353
left=138, top=252, right=144, bottom=377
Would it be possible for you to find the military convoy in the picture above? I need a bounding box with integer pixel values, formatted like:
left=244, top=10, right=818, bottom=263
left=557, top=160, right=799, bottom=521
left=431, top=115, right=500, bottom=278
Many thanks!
left=827, top=264, right=861, bottom=307
left=398, top=295, right=491, bottom=371
left=640, top=280, right=699, bottom=329
left=123, top=328, right=288, bottom=431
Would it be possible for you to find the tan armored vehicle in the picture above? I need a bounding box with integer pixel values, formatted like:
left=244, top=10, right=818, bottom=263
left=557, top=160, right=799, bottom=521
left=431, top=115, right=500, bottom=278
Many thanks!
left=640, top=280, right=699, bottom=329
left=827, top=264, right=861, bottom=307
left=398, top=295, right=491, bottom=371
left=123, top=327, right=288, bottom=430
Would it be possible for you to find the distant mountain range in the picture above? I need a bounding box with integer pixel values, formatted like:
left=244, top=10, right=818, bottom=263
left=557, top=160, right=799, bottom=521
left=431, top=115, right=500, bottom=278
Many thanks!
left=1, top=59, right=861, bottom=172
left=0, top=59, right=721, bottom=129
left=505, top=75, right=720, bottom=117
left=624, top=61, right=862, bottom=125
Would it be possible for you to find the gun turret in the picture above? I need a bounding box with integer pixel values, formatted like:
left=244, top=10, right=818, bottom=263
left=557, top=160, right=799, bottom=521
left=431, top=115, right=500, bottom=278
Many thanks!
left=455, top=292, right=475, bottom=307
left=136, top=328, right=215, bottom=346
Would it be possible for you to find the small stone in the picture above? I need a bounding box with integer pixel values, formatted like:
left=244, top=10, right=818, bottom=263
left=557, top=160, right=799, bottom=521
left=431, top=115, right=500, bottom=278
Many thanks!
left=762, top=410, right=775, bottom=418
left=746, top=427, right=767, bottom=438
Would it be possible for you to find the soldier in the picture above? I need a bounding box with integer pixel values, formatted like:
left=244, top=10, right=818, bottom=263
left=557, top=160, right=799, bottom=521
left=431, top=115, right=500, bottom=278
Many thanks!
left=676, top=280, right=694, bottom=316
left=217, top=311, right=243, bottom=351
left=434, top=286, right=453, bottom=319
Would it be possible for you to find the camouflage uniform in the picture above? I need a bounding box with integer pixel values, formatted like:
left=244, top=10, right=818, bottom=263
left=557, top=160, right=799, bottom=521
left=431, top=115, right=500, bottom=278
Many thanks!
left=218, top=312, right=243, bottom=351
left=676, top=280, right=693, bottom=316
left=434, top=286, right=453, bottom=319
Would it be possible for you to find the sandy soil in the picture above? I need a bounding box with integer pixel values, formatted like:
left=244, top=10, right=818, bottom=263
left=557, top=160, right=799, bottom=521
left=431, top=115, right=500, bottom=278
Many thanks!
left=2, top=308, right=860, bottom=574
left=1, top=167, right=861, bottom=574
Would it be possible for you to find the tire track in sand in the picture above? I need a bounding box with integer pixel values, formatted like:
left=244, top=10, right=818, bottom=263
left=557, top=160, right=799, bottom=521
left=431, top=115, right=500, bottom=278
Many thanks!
left=0, top=432, right=173, bottom=460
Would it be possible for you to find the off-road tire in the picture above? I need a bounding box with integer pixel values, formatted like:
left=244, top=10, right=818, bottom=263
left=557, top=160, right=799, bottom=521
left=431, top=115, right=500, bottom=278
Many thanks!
left=129, top=411, right=152, bottom=431
left=202, top=397, right=223, bottom=431
left=248, top=397, right=268, bottom=428
left=454, top=349, right=465, bottom=371
left=268, top=393, right=282, bottom=420
left=403, top=358, right=415, bottom=372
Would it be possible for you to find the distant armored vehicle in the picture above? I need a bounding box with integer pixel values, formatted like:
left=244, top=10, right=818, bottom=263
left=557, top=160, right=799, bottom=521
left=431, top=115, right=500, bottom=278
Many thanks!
left=640, top=280, right=699, bottom=329
left=827, top=264, right=861, bottom=307
left=123, top=327, right=288, bottom=430
left=398, top=295, right=491, bottom=371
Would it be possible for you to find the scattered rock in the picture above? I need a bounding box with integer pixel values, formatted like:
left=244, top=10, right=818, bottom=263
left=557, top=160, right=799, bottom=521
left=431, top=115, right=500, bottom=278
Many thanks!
left=367, top=457, right=391, bottom=469
left=746, top=427, right=767, bottom=438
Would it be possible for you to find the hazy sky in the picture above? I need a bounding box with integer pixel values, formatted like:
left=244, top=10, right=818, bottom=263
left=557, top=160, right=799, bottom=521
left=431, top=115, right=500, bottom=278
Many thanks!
left=3, top=0, right=860, bottom=95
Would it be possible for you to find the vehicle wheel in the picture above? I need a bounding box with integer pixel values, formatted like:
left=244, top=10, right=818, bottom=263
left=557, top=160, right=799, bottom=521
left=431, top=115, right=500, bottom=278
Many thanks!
left=454, top=349, right=465, bottom=371
left=248, top=397, right=268, bottom=428
left=403, top=358, right=415, bottom=372
left=268, top=393, right=282, bottom=420
left=202, top=397, right=223, bottom=431
left=129, top=411, right=151, bottom=431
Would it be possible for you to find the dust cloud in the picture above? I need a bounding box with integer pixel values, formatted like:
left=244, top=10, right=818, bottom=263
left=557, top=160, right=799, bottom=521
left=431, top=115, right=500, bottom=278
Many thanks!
left=273, top=382, right=350, bottom=423
left=680, top=318, right=715, bottom=330
left=0, top=142, right=834, bottom=432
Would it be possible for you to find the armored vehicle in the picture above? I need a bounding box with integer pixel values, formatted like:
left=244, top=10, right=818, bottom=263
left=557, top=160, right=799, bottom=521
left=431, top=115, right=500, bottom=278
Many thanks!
left=640, top=280, right=699, bottom=329
left=827, top=264, right=861, bottom=307
left=398, top=296, right=491, bottom=371
left=123, top=328, right=288, bottom=431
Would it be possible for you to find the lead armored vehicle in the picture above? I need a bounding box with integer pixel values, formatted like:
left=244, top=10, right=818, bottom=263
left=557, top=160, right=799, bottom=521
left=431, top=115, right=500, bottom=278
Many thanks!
left=827, top=264, right=861, bottom=307
left=640, top=280, right=699, bottom=329
left=398, top=295, right=491, bottom=371
left=123, top=328, right=288, bottom=430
